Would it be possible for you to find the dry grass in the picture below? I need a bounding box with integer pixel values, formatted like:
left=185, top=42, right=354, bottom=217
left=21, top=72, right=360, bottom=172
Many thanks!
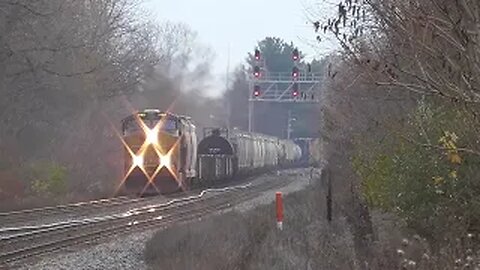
left=144, top=177, right=480, bottom=270
left=145, top=181, right=360, bottom=270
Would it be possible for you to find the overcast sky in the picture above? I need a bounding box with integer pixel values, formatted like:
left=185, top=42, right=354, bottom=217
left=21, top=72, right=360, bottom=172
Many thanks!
left=143, top=0, right=336, bottom=96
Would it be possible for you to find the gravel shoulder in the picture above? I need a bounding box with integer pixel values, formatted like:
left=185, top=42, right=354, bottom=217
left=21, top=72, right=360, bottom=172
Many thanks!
left=9, top=168, right=316, bottom=270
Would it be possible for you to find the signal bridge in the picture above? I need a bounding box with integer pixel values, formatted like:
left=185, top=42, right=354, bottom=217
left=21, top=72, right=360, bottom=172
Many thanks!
left=247, top=48, right=322, bottom=133
left=248, top=72, right=322, bottom=103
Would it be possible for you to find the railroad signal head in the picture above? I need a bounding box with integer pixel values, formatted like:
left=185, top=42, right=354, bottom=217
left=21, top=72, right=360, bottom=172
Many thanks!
left=292, top=83, right=299, bottom=97
left=254, top=49, right=261, bottom=61
left=253, top=85, right=260, bottom=97
left=292, top=48, right=299, bottom=61
left=292, top=67, right=299, bottom=79
left=253, top=66, right=260, bottom=78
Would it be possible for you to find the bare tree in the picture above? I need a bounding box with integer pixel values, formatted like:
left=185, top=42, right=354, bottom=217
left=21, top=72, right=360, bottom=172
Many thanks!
left=313, top=0, right=480, bottom=106
left=0, top=0, right=161, bottom=203
left=308, top=0, right=480, bottom=265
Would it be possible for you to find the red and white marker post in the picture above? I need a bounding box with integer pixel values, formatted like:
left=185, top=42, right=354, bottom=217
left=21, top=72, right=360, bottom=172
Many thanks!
left=276, top=192, right=284, bottom=230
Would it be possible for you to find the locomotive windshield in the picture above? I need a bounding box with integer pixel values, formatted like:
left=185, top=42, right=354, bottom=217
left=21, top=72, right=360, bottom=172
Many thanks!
left=122, top=112, right=178, bottom=136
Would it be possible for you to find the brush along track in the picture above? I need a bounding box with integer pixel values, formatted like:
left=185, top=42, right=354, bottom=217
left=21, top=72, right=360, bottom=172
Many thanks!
left=0, top=176, right=293, bottom=266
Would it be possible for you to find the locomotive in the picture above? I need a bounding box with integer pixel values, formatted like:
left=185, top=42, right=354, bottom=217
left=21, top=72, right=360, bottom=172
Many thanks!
left=120, top=109, right=303, bottom=195
left=120, top=109, right=197, bottom=195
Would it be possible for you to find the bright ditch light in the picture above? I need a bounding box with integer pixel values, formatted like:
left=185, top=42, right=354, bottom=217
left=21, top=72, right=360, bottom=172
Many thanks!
left=132, top=155, right=144, bottom=168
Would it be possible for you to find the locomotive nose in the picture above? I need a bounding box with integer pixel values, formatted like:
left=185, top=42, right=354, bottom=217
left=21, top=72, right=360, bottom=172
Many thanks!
left=125, top=166, right=180, bottom=195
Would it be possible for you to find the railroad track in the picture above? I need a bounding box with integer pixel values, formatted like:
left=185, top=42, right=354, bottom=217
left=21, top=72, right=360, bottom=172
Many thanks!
left=0, top=175, right=294, bottom=267
left=0, top=196, right=148, bottom=227
left=0, top=170, right=281, bottom=228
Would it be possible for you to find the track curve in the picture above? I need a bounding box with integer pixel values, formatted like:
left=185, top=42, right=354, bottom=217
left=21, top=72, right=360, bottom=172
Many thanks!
left=1, top=174, right=296, bottom=267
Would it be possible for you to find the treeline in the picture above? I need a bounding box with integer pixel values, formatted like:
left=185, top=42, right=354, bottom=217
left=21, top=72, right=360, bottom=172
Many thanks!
left=313, top=0, right=480, bottom=266
left=0, top=0, right=221, bottom=209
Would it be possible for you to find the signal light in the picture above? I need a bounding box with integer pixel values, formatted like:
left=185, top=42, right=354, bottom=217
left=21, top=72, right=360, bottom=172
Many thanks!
left=254, top=49, right=260, bottom=61
left=292, top=83, right=299, bottom=97
left=292, top=48, right=299, bottom=61
left=253, top=85, right=260, bottom=97
left=254, top=66, right=260, bottom=78
left=292, top=67, right=299, bottom=79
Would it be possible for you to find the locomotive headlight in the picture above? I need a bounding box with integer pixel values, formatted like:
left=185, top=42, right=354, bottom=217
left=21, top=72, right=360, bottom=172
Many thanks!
left=132, top=155, right=144, bottom=168
left=146, top=128, right=157, bottom=145
left=159, top=154, right=171, bottom=169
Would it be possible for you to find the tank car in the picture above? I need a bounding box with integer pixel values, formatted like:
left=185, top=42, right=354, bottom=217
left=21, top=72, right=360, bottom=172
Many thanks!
left=196, top=128, right=236, bottom=182
left=120, top=109, right=197, bottom=195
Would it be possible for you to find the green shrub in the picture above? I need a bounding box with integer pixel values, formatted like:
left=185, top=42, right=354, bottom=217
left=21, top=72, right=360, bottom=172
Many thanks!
left=30, top=161, right=68, bottom=197
left=353, top=101, right=480, bottom=241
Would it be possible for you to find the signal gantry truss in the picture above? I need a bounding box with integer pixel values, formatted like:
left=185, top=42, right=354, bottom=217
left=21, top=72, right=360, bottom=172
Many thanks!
left=247, top=72, right=322, bottom=103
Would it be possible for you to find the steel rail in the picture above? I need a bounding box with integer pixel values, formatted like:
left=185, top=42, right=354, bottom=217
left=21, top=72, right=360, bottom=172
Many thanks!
left=0, top=177, right=290, bottom=266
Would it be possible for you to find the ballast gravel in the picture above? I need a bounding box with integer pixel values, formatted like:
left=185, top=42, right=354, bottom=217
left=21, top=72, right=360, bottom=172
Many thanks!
left=10, top=168, right=317, bottom=270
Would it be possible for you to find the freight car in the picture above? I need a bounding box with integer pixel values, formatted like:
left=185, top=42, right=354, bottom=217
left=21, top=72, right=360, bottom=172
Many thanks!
left=293, top=137, right=323, bottom=167
left=197, top=128, right=302, bottom=182
left=120, top=109, right=197, bottom=195
left=308, top=138, right=323, bottom=166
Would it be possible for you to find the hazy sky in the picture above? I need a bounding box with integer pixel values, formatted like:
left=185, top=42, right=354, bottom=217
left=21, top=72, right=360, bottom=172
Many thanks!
left=143, top=0, right=335, bottom=95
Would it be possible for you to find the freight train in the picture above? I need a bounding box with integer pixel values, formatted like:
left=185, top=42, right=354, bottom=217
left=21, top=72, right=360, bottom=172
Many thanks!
left=119, top=109, right=304, bottom=195
left=197, top=128, right=302, bottom=182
